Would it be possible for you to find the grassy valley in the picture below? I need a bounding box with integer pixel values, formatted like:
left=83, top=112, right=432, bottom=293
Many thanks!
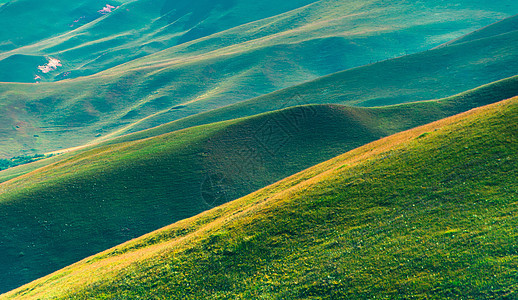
left=3, top=96, right=516, bottom=299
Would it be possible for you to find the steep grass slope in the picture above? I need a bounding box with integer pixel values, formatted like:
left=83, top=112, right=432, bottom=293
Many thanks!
left=0, top=104, right=381, bottom=293
left=0, top=77, right=516, bottom=293
left=4, top=96, right=516, bottom=299
left=1, top=1, right=518, bottom=158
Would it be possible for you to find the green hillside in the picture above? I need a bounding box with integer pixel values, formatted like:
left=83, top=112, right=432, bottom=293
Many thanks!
left=3, top=96, right=516, bottom=299
left=1, top=1, right=518, bottom=159
left=437, top=14, right=518, bottom=47
left=2, top=0, right=514, bottom=81
left=105, top=74, right=518, bottom=145
left=1, top=73, right=516, bottom=185
left=0, top=0, right=317, bottom=80
left=106, top=28, right=518, bottom=140
left=2, top=29, right=517, bottom=160
left=0, top=76, right=516, bottom=293
left=1, top=1, right=517, bottom=296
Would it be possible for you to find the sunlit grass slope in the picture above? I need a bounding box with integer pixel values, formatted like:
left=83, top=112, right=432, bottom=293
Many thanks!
left=4, top=96, right=517, bottom=299
left=1, top=1, right=518, bottom=158
left=0, top=76, right=516, bottom=292
left=0, top=103, right=383, bottom=292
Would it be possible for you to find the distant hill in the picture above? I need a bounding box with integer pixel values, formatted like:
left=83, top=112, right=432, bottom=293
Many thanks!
left=2, top=19, right=518, bottom=160
left=106, top=28, right=518, bottom=140
left=3, top=96, right=516, bottom=299
left=436, top=14, right=518, bottom=47
left=1, top=0, right=515, bottom=81
left=0, top=76, right=516, bottom=293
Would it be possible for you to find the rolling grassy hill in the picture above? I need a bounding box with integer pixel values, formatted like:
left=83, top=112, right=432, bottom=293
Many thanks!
left=1, top=72, right=517, bottom=185
left=0, top=75, right=516, bottom=293
left=102, top=73, right=518, bottom=145
left=3, top=96, right=516, bottom=299
left=2, top=0, right=514, bottom=82
left=437, top=13, right=518, bottom=47
left=104, top=27, right=518, bottom=140
left=0, top=0, right=318, bottom=80
left=1, top=1, right=518, bottom=159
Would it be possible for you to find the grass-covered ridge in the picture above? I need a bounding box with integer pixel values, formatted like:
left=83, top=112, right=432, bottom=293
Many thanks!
left=100, top=73, right=518, bottom=145
left=4, top=96, right=517, bottom=299
left=0, top=76, right=516, bottom=293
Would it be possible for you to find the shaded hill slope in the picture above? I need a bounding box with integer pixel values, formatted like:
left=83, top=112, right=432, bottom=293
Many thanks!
left=0, top=77, right=516, bottom=292
left=2, top=20, right=518, bottom=159
left=4, top=96, right=517, bottom=299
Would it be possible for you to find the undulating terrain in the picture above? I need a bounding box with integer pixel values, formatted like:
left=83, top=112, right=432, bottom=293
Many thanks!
left=1, top=74, right=516, bottom=291
left=4, top=96, right=517, bottom=299
left=1, top=1, right=518, bottom=158
left=0, top=0, right=517, bottom=298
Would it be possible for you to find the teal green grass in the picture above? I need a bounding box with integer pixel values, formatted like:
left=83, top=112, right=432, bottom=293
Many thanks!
left=2, top=25, right=518, bottom=159
left=2, top=0, right=514, bottom=81
left=437, top=14, right=518, bottom=47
